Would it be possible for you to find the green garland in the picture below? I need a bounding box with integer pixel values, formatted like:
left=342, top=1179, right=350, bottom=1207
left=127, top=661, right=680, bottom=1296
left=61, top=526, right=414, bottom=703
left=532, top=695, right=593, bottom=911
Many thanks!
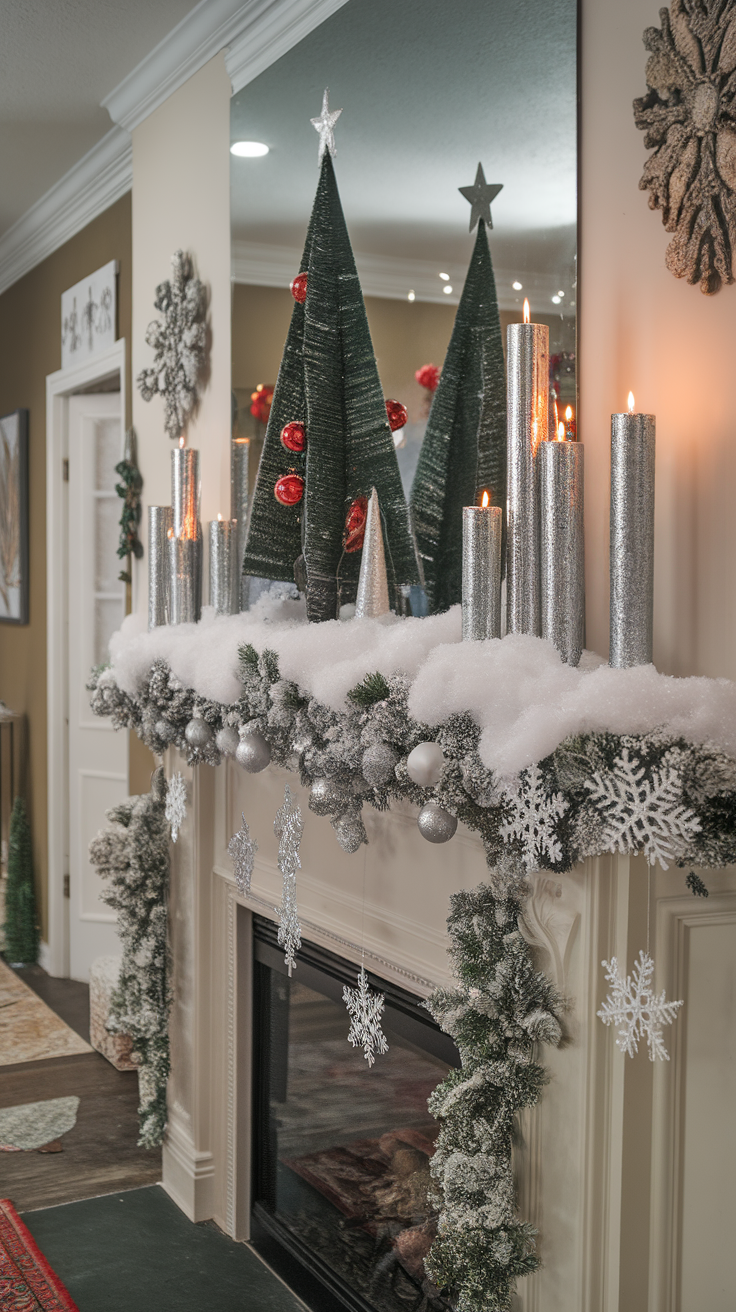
left=114, top=430, right=143, bottom=586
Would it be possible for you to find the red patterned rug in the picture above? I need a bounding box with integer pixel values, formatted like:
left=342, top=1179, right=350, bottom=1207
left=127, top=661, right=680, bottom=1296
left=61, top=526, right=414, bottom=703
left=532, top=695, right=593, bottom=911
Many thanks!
left=0, top=1199, right=79, bottom=1311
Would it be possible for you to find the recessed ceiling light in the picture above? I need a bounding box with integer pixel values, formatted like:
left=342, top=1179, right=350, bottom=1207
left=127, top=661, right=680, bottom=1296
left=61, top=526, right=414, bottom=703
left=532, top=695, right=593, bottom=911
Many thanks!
left=551, top=295, right=561, bottom=304
left=407, top=290, right=416, bottom=302
left=443, top=285, right=453, bottom=295
left=439, top=272, right=450, bottom=281
left=557, top=290, right=565, bottom=297
left=231, top=141, right=269, bottom=157
left=512, top=280, right=523, bottom=290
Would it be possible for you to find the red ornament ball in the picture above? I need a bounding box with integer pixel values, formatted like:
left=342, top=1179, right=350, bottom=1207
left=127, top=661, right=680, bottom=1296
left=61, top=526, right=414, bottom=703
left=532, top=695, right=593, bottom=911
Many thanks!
left=385, top=398, right=408, bottom=432
left=280, top=421, right=306, bottom=453
left=274, top=473, right=304, bottom=506
left=343, top=496, right=368, bottom=553
left=290, top=272, right=308, bottom=303
left=415, top=363, right=440, bottom=393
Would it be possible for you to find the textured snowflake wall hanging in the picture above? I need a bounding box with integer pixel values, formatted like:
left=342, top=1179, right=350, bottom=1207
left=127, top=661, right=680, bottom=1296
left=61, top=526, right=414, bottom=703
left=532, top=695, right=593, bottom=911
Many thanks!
left=137, top=250, right=207, bottom=440
left=228, top=813, right=258, bottom=896
left=585, top=747, right=700, bottom=869
left=598, top=950, right=683, bottom=1061
left=343, top=966, right=389, bottom=1066
left=274, top=785, right=303, bottom=975
left=164, top=772, right=187, bottom=842
left=634, top=0, right=736, bottom=293
left=500, top=765, right=568, bottom=871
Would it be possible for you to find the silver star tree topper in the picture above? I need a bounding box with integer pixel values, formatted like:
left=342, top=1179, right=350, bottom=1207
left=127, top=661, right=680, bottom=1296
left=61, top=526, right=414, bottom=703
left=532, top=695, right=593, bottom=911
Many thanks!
left=459, top=163, right=503, bottom=232
left=311, top=88, right=342, bottom=162
left=228, top=813, right=258, bottom=896
left=343, top=966, right=389, bottom=1067
left=598, top=950, right=683, bottom=1061
left=164, top=772, right=187, bottom=843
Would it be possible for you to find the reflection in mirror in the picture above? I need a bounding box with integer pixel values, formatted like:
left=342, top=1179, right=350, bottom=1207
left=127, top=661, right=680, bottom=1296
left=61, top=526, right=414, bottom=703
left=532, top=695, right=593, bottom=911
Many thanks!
left=231, top=0, right=576, bottom=595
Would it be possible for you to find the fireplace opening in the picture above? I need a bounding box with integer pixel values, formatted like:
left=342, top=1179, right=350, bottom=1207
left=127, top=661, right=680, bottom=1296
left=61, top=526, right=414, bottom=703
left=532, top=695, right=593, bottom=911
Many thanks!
left=250, top=915, right=459, bottom=1312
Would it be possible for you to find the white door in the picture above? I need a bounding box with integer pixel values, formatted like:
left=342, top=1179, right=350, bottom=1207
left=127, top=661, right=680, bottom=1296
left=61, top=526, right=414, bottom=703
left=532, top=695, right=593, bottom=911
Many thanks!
left=67, top=393, right=128, bottom=981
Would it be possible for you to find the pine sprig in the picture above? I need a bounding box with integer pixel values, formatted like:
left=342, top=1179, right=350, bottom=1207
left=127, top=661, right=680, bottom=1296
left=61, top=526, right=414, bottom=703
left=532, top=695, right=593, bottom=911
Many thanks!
left=347, top=671, right=390, bottom=706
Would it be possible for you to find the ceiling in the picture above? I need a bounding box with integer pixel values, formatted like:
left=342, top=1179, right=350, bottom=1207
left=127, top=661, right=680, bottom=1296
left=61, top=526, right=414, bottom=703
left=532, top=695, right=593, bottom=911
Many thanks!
left=0, top=0, right=199, bottom=237
left=230, top=0, right=577, bottom=310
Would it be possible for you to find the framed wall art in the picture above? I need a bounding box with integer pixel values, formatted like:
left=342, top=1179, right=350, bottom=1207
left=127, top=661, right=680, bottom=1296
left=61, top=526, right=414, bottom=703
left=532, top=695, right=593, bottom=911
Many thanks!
left=0, top=410, right=29, bottom=625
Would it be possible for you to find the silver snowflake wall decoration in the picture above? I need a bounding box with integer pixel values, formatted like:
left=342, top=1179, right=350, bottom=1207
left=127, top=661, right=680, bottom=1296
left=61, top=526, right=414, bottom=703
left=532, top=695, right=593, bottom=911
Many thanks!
left=164, top=772, right=187, bottom=842
left=343, top=966, right=389, bottom=1067
left=598, top=951, right=683, bottom=1061
left=137, top=250, right=207, bottom=440
left=228, top=813, right=258, bottom=896
left=274, top=785, right=303, bottom=976
left=500, top=765, right=568, bottom=871
left=584, top=748, right=700, bottom=869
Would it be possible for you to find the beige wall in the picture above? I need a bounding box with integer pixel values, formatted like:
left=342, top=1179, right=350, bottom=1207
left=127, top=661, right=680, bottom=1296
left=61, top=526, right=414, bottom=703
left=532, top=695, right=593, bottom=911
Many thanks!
left=0, top=194, right=132, bottom=937
left=581, top=0, right=736, bottom=678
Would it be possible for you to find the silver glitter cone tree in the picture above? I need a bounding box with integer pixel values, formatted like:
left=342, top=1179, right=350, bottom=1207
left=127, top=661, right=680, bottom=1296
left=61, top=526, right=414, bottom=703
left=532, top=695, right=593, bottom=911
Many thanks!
left=410, top=216, right=506, bottom=613
left=242, top=152, right=420, bottom=621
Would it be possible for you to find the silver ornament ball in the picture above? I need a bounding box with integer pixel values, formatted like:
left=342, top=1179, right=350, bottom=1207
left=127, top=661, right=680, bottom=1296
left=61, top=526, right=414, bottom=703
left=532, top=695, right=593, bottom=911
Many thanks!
left=417, top=801, right=457, bottom=844
left=361, top=742, right=399, bottom=788
left=235, top=729, right=271, bottom=773
left=309, top=777, right=346, bottom=816
left=215, top=725, right=240, bottom=757
left=333, top=813, right=366, bottom=854
left=185, top=716, right=214, bottom=749
left=407, top=741, right=444, bottom=786
left=154, top=718, right=176, bottom=743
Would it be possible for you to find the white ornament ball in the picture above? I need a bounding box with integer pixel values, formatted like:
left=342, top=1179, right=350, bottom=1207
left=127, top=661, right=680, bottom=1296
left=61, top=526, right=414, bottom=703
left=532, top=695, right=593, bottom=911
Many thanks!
left=185, top=716, right=214, bottom=749
left=215, top=725, right=240, bottom=757
left=235, top=728, right=271, bottom=773
left=361, top=742, right=399, bottom=788
left=309, top=777, right=345, bottom=816
left=407, top=741, right=444, bottom=787
left=417, top=801, right=457, bottom=844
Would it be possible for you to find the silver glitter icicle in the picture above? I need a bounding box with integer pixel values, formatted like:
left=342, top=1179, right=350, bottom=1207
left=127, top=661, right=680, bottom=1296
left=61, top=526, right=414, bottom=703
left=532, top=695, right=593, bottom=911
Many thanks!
left=274, top=785, right=303, bottom=975
left=609, top=411, right=655, bottom=667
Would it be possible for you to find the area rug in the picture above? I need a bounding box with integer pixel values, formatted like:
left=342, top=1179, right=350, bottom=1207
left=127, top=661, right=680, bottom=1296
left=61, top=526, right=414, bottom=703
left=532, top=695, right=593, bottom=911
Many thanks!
left=0, top=961, right=91, bottom=1065
left=0, top=1097, right=80, bottom=1152
left=0, top=1197, right=79, bottom=1310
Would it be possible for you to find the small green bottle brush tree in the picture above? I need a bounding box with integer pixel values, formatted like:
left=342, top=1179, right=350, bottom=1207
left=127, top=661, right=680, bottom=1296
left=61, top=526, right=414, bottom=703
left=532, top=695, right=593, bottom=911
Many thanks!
left=242, top=152, right=420, bottom=622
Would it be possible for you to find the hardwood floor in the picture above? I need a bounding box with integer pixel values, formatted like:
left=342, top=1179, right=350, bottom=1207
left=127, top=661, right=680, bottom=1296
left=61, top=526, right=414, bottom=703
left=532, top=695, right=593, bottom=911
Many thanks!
left=0, top=965, right=161, bottom=1210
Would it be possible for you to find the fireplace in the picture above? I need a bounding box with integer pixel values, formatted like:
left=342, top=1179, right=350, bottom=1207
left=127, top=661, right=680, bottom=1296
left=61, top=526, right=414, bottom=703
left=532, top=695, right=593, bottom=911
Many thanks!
left=250, top=915, right=459, bottom=1312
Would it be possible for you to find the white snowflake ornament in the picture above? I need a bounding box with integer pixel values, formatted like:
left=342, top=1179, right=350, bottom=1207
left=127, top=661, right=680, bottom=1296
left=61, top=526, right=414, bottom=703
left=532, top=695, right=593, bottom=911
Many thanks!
left=137, top=250, right=207, bottom=440
left=585, top=748, right=700, bottom=869
left=274, top=786, right=303, bottom=976
left=165, top=772, right=187, bottom=842
left=500, top=765, right=568, bottom=870
left=598, top=951, right=683, bottom=1061
left=343, top=966, right=389, bottom=1067
left=228, top=813, right=258, bottom=896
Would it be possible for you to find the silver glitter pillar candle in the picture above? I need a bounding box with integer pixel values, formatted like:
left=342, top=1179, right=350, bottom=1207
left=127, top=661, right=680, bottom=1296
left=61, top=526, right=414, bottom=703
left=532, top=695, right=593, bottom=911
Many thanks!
left=462, top=501, right=502, bottom=640
left=355, top=488, right=390, bottom=619
left=540, top=439, right=585, bottom=665
left=610, top=405, right=655, bottom=667
left=169, top=535, right=199, bottom=624
left=208, top=517, right=235, bottom=615
left=171, top=442, right=200, bottom=538
left=230, top=436, right=250, bottom=611
left=148, top=505, right=172, bottom=629
left=506, top=308, right=548, bottom=636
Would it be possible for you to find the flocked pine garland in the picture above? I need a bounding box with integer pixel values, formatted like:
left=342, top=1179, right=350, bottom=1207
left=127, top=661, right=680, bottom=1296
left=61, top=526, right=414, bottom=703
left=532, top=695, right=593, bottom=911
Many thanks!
left=87, top=648, right=736, bottom=1308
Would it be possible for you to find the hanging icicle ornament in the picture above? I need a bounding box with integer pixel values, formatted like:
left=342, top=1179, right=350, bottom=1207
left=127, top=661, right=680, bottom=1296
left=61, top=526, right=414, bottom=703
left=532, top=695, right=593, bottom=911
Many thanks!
left=598, top=950, right=683, bottom=1061
left=274, top=785, right=303, bottom=975
left=343, top=965, right=389, bottom=1067
left=164, top=772, right=187, bottom=843
left=228, top=813, right=258, bottom=896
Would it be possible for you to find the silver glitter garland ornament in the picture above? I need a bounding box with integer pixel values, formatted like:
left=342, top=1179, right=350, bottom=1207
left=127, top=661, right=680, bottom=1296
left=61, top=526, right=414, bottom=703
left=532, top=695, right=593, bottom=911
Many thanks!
left=228, top=813, right=258, bottom=896
left=215, top=725, right=240, bottom=757
left=333, top=811, right=367, bottom=854
left=361, top=742, right=398, bottom=788
left=235, top=725, right=271, bottom=773
left=309, top=777, right=347, bottom=816
left=417, top=800, right=457, bottom=843
left=355, top=488, right=390, bottom=620
left=184, top=714, right=213, bottom=750
left=407, top=741, right=444, bottom=786
left=154, top=718, right=176, bottom=744
left=609, top=405, right=655, bottom=667
left=165, top=772, right=187, bottom=842
left=274, top=786, right=303, bottom=975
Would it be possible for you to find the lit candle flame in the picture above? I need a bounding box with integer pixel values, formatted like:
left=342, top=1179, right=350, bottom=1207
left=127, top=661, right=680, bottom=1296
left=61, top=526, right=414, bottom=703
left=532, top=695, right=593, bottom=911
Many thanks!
left=167, top=527, right=174, bottom=539
left=481, top=490, right=489, bottom=508
left=565, top=405, right=573, bottom=422
left=557, top=422, right=565, bottom=442
left=179, top=435, right=185, bottom=449
left=523, top=298, right=531, bottom=325
left=628, top=391, right=635, bottom=414
left=217, top=512, right=223, bottom=521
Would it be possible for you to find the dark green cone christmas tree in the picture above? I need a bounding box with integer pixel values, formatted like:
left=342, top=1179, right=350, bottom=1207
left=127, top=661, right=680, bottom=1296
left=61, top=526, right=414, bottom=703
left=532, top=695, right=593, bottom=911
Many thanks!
left=3, top=798, right=38, bottom=965
left=410, top=217, right=506, bottom=614
left=242, top=151, right=420, bottom=622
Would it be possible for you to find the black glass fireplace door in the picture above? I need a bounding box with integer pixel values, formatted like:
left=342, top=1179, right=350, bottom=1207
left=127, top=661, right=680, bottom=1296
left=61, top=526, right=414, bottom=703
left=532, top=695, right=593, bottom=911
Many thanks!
left=251, top=917, right=458, bottom=1312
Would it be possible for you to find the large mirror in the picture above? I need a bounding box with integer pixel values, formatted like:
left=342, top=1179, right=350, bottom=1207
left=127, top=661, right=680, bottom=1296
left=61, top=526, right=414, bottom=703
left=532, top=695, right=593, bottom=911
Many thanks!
left=230, top=0, right=577, bottom=570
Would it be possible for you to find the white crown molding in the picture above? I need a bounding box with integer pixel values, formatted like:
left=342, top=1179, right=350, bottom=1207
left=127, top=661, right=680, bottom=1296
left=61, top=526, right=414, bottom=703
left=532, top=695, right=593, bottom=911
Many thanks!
left=225, top=0, right=350, bottom=95
left=0, top=127, right=132, bottom=297
left=231, top=238, right=568, bottom=311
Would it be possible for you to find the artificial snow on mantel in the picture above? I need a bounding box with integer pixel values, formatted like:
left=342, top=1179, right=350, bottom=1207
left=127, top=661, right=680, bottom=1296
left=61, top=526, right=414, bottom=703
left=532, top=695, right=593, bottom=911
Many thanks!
left=107, top=593, right=736, bottom=777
